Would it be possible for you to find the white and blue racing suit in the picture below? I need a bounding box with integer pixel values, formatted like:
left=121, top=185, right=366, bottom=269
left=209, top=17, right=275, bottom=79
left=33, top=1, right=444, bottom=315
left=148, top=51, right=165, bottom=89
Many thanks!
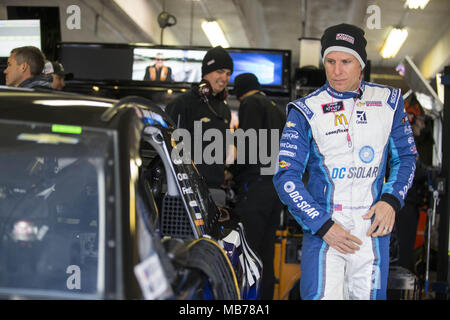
left=273, top=81, right=417, bottom=300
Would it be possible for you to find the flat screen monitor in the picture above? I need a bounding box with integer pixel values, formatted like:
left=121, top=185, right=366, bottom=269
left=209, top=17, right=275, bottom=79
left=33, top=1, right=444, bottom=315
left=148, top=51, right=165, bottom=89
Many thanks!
left=59, top=43, right=133, bottom=80
left=229, top=51, right=284, bottom=86
left=0, top=19, right=41, bottom=57
left=132, top=47, right=207, bottom=83
left=132, top=47, right=288, bottom=87
left=58, top=43, right=291, bottom=93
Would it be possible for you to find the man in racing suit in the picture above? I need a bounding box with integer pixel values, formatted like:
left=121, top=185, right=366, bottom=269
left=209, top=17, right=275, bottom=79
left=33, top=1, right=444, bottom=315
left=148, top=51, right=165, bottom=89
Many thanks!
left=273, top=23, right=417, bottom=300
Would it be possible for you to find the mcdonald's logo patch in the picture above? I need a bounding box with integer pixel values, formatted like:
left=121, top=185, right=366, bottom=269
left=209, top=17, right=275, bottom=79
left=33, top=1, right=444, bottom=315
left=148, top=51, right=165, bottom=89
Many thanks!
left=334, top=114, right=348, bottom=126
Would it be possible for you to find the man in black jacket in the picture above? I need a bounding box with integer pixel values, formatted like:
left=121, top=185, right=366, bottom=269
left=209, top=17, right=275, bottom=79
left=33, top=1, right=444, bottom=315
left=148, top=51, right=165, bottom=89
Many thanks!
left=165, top=46, right=233, bottom=207
left=231, top=73, right=285, bottom=299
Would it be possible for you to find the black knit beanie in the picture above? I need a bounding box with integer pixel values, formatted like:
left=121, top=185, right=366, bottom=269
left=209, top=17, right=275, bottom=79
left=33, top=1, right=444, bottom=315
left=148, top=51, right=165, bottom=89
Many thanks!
left=202, top=46, right=234, bottom=77
left=234, top=73, right=261, bottom=99
left=321, top=23, right=367, bottom=69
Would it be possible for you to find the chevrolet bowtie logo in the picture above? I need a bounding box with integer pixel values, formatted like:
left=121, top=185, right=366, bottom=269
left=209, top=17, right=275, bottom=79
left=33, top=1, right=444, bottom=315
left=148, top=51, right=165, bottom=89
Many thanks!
left=286, top=121, right=296, bottom=127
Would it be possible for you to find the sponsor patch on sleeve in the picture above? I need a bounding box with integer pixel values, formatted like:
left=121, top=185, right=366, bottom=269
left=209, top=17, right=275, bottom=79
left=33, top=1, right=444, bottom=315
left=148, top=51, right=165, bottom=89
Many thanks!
left=387, top=88, right=399, bottom=110
left=289, top=100, right=314, bottom=120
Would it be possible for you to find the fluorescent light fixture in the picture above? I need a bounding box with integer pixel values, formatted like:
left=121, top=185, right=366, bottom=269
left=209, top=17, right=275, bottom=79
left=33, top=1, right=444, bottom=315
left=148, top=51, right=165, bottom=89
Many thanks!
left=436, top=73, right=444, bottom=104
left=405, top=0, right=430, bottom=9
left=201, top=20, right=229, bottom=48
left=380, top=28, right=408, bottom=59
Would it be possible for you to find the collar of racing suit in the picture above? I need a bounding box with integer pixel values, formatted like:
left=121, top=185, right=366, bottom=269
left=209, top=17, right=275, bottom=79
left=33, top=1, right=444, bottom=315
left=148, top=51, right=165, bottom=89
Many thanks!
left=325, top=80, right=365, bottom=100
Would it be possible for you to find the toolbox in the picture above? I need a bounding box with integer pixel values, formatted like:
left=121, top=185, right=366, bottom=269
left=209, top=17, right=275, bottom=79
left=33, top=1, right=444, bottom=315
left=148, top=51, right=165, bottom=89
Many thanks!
left=387, top=266, right=419, bottom=300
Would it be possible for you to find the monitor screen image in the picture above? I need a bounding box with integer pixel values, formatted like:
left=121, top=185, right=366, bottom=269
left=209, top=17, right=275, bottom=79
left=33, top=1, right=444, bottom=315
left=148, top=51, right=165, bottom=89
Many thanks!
left=58, top=43, right=290, bottom=94
left=132, top=47, right=287, bottom=86
left=59, top=44, right=133, bottom=80
left=229, top=51, right=284, bottom=86
left=132, top=48, right=207, bottom=83
left=0, top=20, right=41, bottom=57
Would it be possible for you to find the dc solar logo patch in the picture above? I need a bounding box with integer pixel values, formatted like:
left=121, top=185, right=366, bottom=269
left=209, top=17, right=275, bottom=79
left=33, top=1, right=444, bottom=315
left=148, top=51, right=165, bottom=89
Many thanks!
left=359, top=145, right=374, bottom=163
left=284, top=181, right=295, bottom=193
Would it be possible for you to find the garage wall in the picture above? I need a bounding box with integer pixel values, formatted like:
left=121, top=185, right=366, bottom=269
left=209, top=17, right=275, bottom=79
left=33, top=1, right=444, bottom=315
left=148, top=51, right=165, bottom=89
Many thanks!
left=0, top=0, right=180, bottom=45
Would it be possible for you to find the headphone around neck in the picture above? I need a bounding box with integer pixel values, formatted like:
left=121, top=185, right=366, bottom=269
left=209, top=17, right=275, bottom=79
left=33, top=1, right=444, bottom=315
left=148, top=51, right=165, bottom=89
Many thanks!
left=197, top=79, right=229, bottom=124
left=197, top=79, right=228, bottom=102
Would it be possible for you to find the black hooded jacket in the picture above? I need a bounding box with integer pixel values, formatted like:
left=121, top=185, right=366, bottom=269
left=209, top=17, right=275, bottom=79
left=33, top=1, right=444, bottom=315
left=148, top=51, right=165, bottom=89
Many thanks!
left=165, top=85, right=231, bottom=189
left=231, top=91, right=285, bottom=185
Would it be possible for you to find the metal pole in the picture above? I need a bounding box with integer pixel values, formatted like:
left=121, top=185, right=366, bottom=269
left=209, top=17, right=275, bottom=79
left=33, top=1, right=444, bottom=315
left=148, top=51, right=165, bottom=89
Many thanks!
left=437, top=66, right=450, bottom=299
left=300, top=0, right=307, bottom=39
left=189, top=0, right=195, bottom=46
left=198, top=0, right=213, bottom=20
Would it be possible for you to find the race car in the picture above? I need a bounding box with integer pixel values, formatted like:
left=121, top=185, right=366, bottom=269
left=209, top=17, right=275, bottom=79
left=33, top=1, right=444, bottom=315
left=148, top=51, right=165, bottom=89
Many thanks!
left=0, top=87, right=261, bottom=300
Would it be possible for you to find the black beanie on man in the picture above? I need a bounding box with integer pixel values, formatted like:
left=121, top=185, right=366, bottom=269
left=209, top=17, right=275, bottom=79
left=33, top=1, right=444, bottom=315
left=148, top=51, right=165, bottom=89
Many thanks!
left=234, top=73, right=261, bottom=99
left=320, top=23, right=367, bottom=69
left=202, top=46, right=234, bottom=77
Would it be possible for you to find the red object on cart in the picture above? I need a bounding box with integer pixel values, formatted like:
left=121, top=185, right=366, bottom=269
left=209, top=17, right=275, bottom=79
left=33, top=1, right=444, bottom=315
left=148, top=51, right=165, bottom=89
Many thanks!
left=414, top=207, right=428, bottom=250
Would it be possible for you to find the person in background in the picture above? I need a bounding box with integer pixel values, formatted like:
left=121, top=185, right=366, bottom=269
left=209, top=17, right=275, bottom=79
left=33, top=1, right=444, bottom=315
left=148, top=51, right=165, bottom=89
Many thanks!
left=230, top=72, right=285, bottom=299
left=43, top=60, right=67, bottom=91
left=395, top=101, right=428, bottom=272
left=3, top=46, right=51, bottom=88
left=165, top=46, right=233, bottom=207
left=272, top=23, right=417, bottom=300
left=144, top=52, right=173, bottom=82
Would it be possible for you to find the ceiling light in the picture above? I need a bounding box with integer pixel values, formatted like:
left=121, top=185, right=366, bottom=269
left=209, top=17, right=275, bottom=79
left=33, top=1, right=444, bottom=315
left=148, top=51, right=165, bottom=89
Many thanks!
left=380, top=28, right=408, bottom=59
left=404, top=0, right=430, bottom=10
left=201, top=20, right=229, bottom=48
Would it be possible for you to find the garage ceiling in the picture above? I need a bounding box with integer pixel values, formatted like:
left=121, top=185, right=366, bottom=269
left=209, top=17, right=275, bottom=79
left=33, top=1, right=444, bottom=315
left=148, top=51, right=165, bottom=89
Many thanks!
left=142, top=0, right=450, bottom=79
left=1, top=0, right=449, bottom=81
